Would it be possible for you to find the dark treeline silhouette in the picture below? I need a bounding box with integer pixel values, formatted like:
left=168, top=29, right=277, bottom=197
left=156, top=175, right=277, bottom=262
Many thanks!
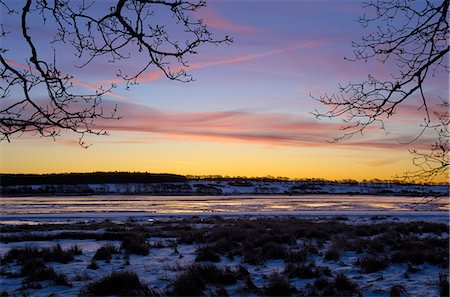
left=0, top=172, right=186, bottom=187
left=1, top=172, right=447, bottom=187
left=186, top=175, right=446, bottom=186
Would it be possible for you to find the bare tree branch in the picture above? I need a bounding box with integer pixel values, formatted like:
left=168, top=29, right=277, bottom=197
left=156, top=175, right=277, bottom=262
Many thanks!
left=0, top=0, right=231, bottom=146
left=313, top=0, right=449, bottom=182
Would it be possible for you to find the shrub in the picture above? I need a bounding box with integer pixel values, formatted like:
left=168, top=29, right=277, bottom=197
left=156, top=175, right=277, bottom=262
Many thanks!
left=211, top=237, right=240, bottom=258
left=21, top=259, right=70, bottom=287
left=87, top=260, right=98, bottom=270
left=242, top=246, right=263, bottom=265
left=195, top=246, right=220, bottom=262
left=192, top=265, right=238, bottom=286
left=93, top=244, right=120, bottom=261
left=2, top=245, right=76, bottom=264
left=286, top=250, right=307, bottom=263
left=172, top=269, right=204, bottom=296
left=171, top=265, right=239, bottom=296
left=301, top=242, right=319, bottom=256
left=41, top=244, right=74, bottom=263
left=2, top=247, right=39, bottom=264
left=334, top=273, right=357, bottom=294
left=406, top=263, right=420, bottom=274
left=391, top=245, right=448, bottom=267
left=390, top=284, right=407, bottom=297
left=122, top=234, right=150, bottom=255
left=440, top=273, right=449, bottom=297
left=80, top=271, right=153, bottom=296
left=306, top=273, right=358, bottom=296
left=357, top=255, right=390, bottom=273
left=285, top=261, right=331, bottom=279
left=68, top=245, right=82, bottom=256
left=263, top=273, right=293, bottom=296
left=324, top=245, right=341, bottom=261
left=262, top=241, right=286, bottom=260
left=306, top=277, right=332, bottom=296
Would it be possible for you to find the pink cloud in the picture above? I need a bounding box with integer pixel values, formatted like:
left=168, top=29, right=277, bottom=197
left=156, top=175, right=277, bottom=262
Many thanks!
left=95, top=104, right=340, bottom=146
left=91, top=101, right=427, bottom=151
left=99, top=41, right=324, bottom=86
left=194, top=6, right=260, bottom=33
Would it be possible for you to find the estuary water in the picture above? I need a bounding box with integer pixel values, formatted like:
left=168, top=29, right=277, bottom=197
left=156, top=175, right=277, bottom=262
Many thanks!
left=1, top=195, right=448, bottom=223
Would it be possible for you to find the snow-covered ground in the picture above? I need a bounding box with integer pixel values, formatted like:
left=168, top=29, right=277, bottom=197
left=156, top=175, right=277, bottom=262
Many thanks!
left=0, top=215, right=448, bottom=296
left=0, top=192, right=448, bottom=296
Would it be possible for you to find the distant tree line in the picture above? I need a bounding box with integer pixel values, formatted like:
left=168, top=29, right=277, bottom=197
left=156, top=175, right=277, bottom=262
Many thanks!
left=0, top=172, right=186, bottom=187
left=1, top=172, right=447, bottom=187
left=186, top=175, right=445, bottom=185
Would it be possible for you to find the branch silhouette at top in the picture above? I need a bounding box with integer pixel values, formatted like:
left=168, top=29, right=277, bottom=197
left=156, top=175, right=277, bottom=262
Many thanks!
left=0, top=0, right=231, bottom=147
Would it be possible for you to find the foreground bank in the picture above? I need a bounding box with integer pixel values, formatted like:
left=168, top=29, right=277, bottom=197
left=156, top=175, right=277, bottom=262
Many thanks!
left=0, top=216, right=449, bottom=296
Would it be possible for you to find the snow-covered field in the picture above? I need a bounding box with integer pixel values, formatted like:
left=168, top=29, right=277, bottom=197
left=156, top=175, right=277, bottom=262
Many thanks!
left=0, top=194, right=449, bottom=296
left=0, top=212, right=449, bottom=296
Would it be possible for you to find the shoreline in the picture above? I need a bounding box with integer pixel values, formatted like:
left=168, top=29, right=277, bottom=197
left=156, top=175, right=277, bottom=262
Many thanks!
left=1, top=191, right=449, bottom=198
left=1, top=210, right=449, bottom=226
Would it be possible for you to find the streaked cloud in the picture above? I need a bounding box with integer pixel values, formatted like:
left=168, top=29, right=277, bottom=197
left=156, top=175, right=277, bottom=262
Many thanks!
left=92, top=101, right=431, bottom=151
left=99, top=41, right=323, bottom=86
left=193, top=6, right=261, bottom=33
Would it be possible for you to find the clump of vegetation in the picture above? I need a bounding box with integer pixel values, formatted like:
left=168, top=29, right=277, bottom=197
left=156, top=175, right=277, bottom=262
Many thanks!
left=440, top=273, right=449, bottom=297
left=195, top=246, right=220, bottom=262
left=1, top=217, right=448, bottom=296
left=80, top=271, right=153, bottom=296
left=93, top=244, right=120, bottom=261
left=285, top=261, right=331, bottom=279
left=390, top=284, right=407, bottom=297
left=390, top=236, right=449, bottom=267
left=40, top=245, right=76, bottom=263
left=20, top=258, right=70, bottom=287
left=210, top=237, right=240, bottom=259
left=286, top=250, right=307, bottom=263
left=171, top=265, right=240, bottom=296
left=262, top=241, right=286, bottom=260
left=121, top=234, right=150, bottom=255
left=324, top=244, right=342, bottom=261
left=68, top=245, right=82, bottom=256
left=357, top=255, right=390, bottom=273
left=2, top=245, right=77, bottom=264
left=301, top=242, right=320, bottom=256
left=242, top=240, right=286, bottom=265
left=263, top=273, right=294, bottom=296
left=334, top=273, right=358, bottom=294
left=306, top=273, right=359, bottom=296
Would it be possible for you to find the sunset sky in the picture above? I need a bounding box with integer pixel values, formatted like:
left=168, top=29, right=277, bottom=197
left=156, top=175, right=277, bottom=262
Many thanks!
left=0, top=0, right=447, bottom=181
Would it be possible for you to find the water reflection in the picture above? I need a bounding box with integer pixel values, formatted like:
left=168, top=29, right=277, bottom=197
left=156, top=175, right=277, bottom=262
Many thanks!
left=0, top=195, right=448, bottom=216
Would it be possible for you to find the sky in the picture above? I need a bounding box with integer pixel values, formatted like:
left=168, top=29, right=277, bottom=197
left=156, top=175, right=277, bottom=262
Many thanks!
left=0, top=0, right=448, bottom=182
